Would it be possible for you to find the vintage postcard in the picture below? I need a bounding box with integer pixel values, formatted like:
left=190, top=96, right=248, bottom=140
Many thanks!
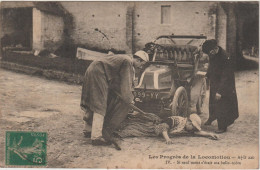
left=0, top=1, right=259, bottom=169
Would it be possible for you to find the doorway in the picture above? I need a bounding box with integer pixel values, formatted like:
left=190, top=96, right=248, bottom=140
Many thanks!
left=2, top=7, right=33, bottom=49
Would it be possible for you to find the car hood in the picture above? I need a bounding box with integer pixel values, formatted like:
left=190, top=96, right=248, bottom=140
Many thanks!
left=135, top=64, right=172, bottom=90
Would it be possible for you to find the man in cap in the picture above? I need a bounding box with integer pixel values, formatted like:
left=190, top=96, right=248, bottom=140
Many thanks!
left=81, top=50, right=149, bottom=145
left=202, top=39, right=239, bottom=133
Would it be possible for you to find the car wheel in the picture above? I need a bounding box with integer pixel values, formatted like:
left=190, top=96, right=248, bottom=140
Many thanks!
left=196, top=78, right=207, bottom=115
left=171, top=86, right=189, bottom=117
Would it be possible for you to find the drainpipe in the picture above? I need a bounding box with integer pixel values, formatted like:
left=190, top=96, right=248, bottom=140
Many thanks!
left=126, top=2, right=135, bottom=54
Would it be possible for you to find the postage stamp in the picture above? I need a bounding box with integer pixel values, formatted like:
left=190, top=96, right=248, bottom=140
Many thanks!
left=5, top=131, right=47, bottom=166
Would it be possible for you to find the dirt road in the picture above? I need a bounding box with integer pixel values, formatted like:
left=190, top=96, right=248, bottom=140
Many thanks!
left=0, top=68, right=258, bottom=168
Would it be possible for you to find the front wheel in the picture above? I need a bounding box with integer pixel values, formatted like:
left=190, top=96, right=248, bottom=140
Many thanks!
left=171, top=86, right=189, bottom=117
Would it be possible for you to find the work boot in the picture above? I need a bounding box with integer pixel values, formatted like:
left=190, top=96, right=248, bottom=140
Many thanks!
left=215, top=128, right=227, bottom=134
left=83, top=131, right=91, bottom=138
left=83, top=132, right=91, bottom=138
left=92, top=137, right=112, bottom=146
left=216, top=122, right=227, bottom=133
left=83, top=120, right=92, bottom=138
left=90, top=113, right=112, bottom=146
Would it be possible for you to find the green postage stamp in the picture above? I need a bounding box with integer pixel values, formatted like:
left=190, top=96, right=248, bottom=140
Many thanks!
left=5, top=131, right=47, bottom=166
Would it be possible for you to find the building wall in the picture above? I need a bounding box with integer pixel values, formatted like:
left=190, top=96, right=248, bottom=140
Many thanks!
left=133, top=2, right=217, bottom=51
left=33, top=8, right=64, bottom=51
left=216, top=4, right=227, bottom=50
left=226, top=5, right=237, bottom=61
left=0, top=1, right=34, bottom=8
left=60, top=2, right=219, bottom=53
left=61, top=2, right=132, bottom=53
left=33, top=8, right=43, bottom=50
left=41, top=11, right=64, bottom=51
left=0, top=8, right=2, bottom=44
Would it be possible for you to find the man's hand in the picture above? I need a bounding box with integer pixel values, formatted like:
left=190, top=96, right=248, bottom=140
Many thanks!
left=209, top=133, right=219, bottom=140
left=203, top=63, right=209, bottom=69
left=162, top=131, right=172, bottom=144
left=215, top=93, right=221, bottom=100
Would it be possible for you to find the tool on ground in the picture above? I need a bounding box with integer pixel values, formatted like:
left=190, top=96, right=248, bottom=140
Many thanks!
left=112, top=90, right=161, bottom=124
left=103, top=90, right=147, bottom=151
left=107, top=90, right=161, bottom=151
left=103, top=130, right=121, bottom=151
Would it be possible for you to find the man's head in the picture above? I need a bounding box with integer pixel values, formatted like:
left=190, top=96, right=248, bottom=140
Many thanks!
left=202, top=39, right=219, bottom=56
left=144, top=42, right=156, bottom=55
left=133, top=50, right=149, bottom=69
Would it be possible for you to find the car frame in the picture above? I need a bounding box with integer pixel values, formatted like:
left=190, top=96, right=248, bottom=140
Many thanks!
left=133, top=35, right=208, bottom=118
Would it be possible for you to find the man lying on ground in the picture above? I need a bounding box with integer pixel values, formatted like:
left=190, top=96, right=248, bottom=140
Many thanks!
left=116, top=112, right=218, bottom=144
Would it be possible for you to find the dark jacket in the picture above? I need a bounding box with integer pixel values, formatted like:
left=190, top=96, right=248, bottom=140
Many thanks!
left=207, top=47, right=239, bottom=126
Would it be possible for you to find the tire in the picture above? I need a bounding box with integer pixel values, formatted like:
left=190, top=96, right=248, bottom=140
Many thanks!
left=196, top=78, right=207, bottom=115
left=171, top=86, right=189, bottom=117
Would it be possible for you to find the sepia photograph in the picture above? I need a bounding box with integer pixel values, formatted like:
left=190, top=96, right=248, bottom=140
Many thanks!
left=0, top=1, right=259, bottom=169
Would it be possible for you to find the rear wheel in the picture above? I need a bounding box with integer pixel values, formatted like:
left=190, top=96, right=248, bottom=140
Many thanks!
left=171, top=86, right=189, bottom=117
left=196, top=78, right=207, bottom=115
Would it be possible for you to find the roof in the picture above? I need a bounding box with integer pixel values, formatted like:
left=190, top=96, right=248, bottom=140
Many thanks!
left=33, top=2, right=67, bottom=16
left=1, top=2, right=67, bottom=16
left=1, top=2, right=34, bottom=8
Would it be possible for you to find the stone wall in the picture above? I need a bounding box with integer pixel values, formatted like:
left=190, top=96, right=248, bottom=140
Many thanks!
left=41, top=11, right=64, bottom=51
left=216, top=4, right=227, bottom=50
left=33, top=8, right=64, bottom=51
left=61, top=2, right=132, bottom=53
left=226, top=4, right=237, bottom=60
left=61, top=2, right=218, bottom=53
left=132, top=2, right=217, bottom=51
left=33, top=8, right=43, bottom=50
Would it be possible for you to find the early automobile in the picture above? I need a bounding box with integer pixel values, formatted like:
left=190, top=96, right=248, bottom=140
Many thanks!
left=133, top=35, right=208, bottom=118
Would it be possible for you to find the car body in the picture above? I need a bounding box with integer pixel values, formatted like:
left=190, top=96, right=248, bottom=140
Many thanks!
left=133, top=35, right=208, bottom=118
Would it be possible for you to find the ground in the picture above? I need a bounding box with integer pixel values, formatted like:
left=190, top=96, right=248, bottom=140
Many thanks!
left=0, top=67, right=259, bottom=169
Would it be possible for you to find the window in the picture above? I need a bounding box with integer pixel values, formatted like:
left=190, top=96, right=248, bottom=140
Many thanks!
left=161, top=5, right=171, bottom=24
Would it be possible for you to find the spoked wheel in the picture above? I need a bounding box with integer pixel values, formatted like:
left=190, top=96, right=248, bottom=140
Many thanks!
left=196, top=78, right=207, bottom=115
left=171, top=86, right=189, bottom=117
